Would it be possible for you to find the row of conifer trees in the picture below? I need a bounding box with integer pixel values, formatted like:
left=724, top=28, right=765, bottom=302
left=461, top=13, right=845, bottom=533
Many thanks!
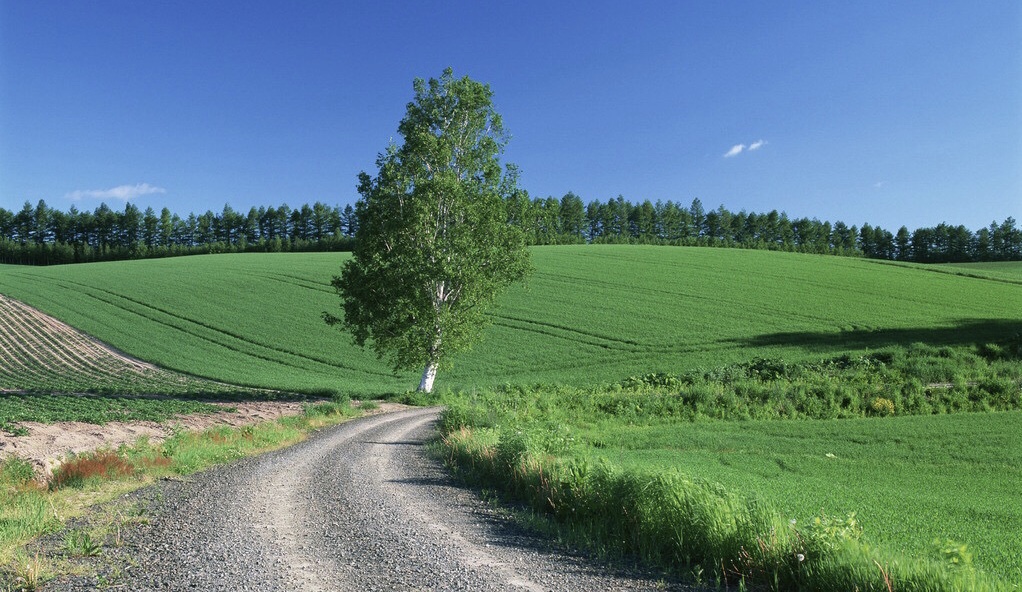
left=1, top=196, right=1019, bottom=265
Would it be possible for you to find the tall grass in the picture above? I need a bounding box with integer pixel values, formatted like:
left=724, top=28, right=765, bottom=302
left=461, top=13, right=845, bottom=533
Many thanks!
left=440, top=426, right=1007, bottom=591
left=434, top=342, right=1021, bottom=590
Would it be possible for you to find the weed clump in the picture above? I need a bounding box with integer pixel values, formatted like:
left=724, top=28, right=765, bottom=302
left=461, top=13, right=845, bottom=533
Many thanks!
left=48, top=452, right=135, bottom=491
left=868, top=397, right=895, bottom=416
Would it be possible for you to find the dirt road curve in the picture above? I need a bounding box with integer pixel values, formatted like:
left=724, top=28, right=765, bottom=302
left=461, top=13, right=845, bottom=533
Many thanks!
left=46, top=407, right=694, bottom=591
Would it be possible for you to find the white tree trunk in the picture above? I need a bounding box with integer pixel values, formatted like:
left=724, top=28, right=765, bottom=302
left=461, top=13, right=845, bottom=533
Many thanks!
left=418, top=361, right=438, bottom=393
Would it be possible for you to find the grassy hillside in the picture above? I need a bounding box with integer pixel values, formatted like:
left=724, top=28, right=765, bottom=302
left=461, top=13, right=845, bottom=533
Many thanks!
left=937, top=261, right=1022, bottom=282
left=1, top=246, right=1019, bottom=394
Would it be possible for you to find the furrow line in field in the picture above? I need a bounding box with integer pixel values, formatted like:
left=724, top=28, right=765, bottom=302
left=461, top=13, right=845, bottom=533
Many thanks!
left=0, top=294, right=234, bottom=394
left=0, top=306, right=67, bottom=379
left=531, top=269, right=860, bottom=332
left=531, top=269, right=719, bottom=302
left=30, top=305, right=156, bottom=373
left=488, top=314, right=649, bottom=350
left=47, top=279, right=396, bottom=379
left=6, top=317, right=99, bottom=379
left=251, top=271, right=335, bottom=294
left=1, top=293, right=111, bottom=386
left=0, top=336, right=48, bottom=380
left=1, top=301, right=119, bottom=380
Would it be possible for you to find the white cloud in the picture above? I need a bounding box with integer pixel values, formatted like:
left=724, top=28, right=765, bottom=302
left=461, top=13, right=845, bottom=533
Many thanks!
left=723, top=139, right=767, bottom=158
left=66, top=183, right=167, bottom=201
left=723, top=144, right=745, bottom=158
left=873, top=181, right=887, bottom=189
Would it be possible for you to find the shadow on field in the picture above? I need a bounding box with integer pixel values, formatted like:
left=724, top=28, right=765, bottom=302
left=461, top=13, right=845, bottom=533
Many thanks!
left=730, top=318, right=1022, bottom=354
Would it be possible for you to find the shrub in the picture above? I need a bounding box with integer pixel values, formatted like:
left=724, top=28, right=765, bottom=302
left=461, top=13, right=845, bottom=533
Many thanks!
left=620, top=372, right=682, bottom=391
left=495, top=428, right=531, bottom=471
left=868, top=397, right=895, bottom=417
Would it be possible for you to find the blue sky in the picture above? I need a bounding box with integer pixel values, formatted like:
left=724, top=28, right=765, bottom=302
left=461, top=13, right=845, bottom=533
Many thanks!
left=1, top=1, right=1019, bottom=232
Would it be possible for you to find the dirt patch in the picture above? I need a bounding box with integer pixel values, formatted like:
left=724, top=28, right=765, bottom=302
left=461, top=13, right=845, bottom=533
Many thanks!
left=0, top=401, right=299, bottom=476
left=0, top=401, right=410, bottom=476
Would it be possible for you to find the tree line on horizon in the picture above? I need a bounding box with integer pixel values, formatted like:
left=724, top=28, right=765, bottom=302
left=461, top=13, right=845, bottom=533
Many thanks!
left=0, top=196, right=1019, bottom=266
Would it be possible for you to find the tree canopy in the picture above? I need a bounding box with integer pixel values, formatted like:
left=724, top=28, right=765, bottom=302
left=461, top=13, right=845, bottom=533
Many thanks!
left=325, top=69, right=531, bottom=392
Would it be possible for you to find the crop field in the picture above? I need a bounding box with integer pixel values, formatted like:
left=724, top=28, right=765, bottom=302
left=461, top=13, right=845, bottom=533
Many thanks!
left=1, top=246, right=1019, bottom=395
left=0, top=292, right=272, bottom=434
left=938, top=261, right=1022, bottom=282
left=0, top=293, right=246, bottom=396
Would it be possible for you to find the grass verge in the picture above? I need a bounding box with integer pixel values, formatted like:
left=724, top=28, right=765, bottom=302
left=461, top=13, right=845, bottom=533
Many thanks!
left=433, top=344, right=1021, bottom=591
left=0, top=397, right=364, bottom=590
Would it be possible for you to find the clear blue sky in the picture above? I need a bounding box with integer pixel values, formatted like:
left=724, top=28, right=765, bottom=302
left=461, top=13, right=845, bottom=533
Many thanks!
left=2, top=1, right=1019, bottom=232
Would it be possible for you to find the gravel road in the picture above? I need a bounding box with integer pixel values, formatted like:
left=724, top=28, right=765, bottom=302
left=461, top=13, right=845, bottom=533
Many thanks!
left=41, top=407, right=697, bottom=591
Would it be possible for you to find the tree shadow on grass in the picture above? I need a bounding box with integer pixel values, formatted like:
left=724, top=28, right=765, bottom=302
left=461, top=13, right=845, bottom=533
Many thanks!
left=727, top=318, right=1022, bottom=355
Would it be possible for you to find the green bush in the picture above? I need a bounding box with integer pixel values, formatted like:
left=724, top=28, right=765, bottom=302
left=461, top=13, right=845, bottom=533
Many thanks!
left=869, top=397, right=896, bottom=416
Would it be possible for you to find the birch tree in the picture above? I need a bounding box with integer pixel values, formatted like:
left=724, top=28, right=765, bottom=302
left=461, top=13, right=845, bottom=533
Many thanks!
left=325, top=69, right=531, bottom=392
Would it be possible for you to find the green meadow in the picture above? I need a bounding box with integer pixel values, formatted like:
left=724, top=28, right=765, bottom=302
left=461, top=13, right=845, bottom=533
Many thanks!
left=438, top=372, right=1022, bottom=586
left=588, top=411, right=1022, bottom=581
left=1, top=246, right=1019, bottom=394
left=938, top=261, right=1022, bottom=282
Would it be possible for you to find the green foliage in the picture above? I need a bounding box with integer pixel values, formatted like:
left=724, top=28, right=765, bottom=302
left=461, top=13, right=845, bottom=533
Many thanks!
left=935, top=539, right=974, bottom=572
left=798, top=513, right=863, bottom=558
left=62, top=530, right=102, bottom=557
left=327, top=69, right=531, bottom=391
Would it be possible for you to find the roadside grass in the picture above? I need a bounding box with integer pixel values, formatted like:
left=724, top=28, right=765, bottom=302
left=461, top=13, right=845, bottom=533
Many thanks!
left=434, top=343, right=1022, bottom=590
left=2, top=247, right=1020, bottom=395
left=0, top=398, right=363, bottom=589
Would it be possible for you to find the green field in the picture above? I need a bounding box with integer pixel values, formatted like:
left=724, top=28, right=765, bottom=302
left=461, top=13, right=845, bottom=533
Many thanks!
left=937, top=261, right=1022, bottom=282
left=587, top=411, right=1022, bottom=581
left=2, top=246, right=1019, bottom=394
left=441, top=384, right=1022, bottom=587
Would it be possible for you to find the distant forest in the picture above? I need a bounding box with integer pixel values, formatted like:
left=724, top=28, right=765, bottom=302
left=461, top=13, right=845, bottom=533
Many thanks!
left=1, top=196, right=1020, bottom=265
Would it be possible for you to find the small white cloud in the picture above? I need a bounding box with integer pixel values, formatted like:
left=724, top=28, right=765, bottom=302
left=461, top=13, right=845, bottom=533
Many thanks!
left=873, top=181, right=887, bottom=189
left=724, top=139, right=767, bottom=158
left=723, top=144, right=745, bottom=158
left=66, top=183, right=166, bottom=201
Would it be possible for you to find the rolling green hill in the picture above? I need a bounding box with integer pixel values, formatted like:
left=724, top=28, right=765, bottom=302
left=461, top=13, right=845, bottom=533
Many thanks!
left=1, top=246, right=1020, bottom=394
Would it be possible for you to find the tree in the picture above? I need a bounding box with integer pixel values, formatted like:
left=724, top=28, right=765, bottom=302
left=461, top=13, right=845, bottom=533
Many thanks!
left=895, top=226, right=912, bottom=261
left=142, top=206, right=159, bottom=247
left=325, top=69, right=532, bottom=393
left=558, top=192, right=586, bottom=240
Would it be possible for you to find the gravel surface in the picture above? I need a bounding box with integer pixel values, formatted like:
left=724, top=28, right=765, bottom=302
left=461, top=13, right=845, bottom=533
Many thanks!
left=38, top=407, right=699, bottom=591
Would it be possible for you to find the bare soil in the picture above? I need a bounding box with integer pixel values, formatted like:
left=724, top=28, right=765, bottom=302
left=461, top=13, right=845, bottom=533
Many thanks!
left=0, top=400, right=409, bottom=477
left=0, top=401, right=305, bottom=475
